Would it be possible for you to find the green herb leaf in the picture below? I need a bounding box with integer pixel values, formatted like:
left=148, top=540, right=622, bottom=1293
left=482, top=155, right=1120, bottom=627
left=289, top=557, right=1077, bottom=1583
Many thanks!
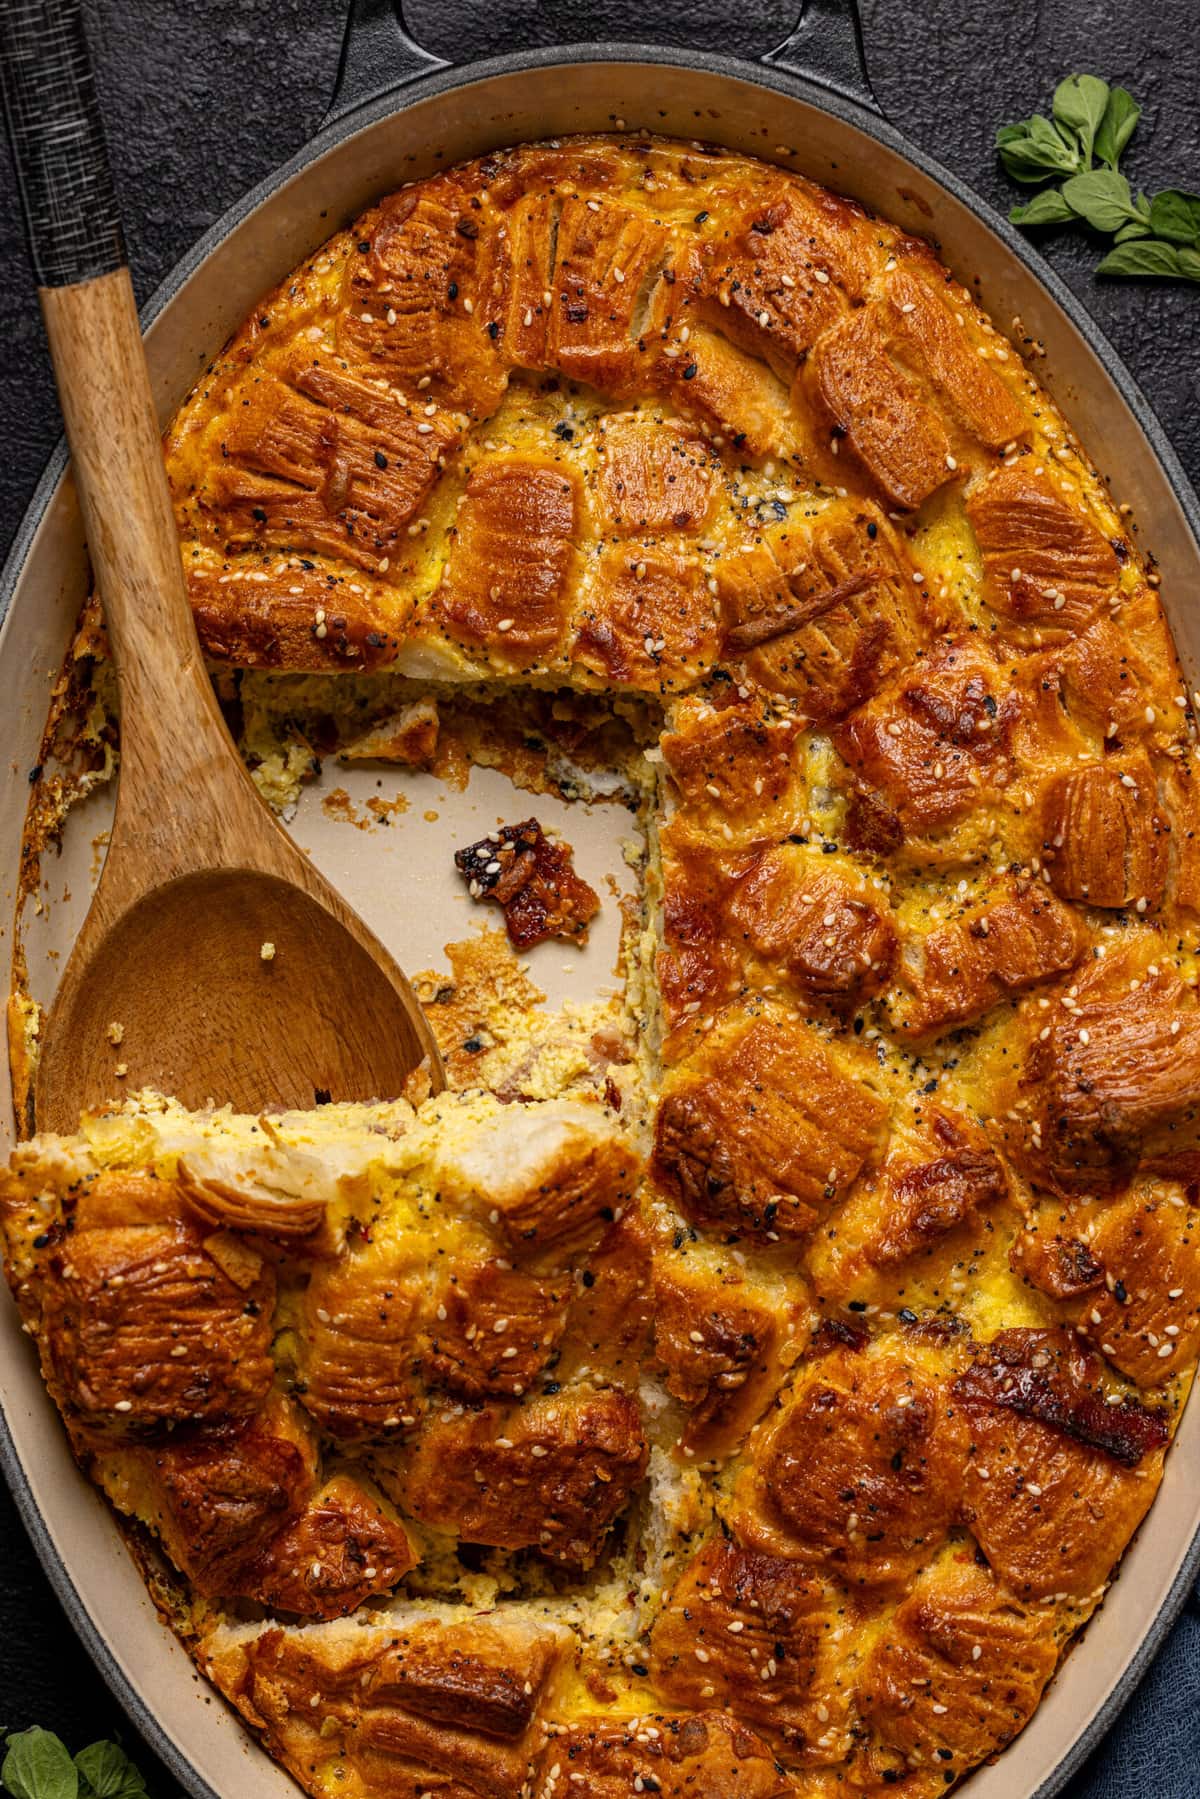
left=73, top=1744, right=147, bottom=1799
left=1060, top=168, right=1141, bottom=232
left=1010, top=188, right=1076, bottom=226
left=1052, top=73, right=1111, bottom=167
left=1114, top=214, right=1153, bottom=243
left=1095, top=86, right=1142, bottom=168
left=1096, top=237, right=1185, bottom=277
left=996, top=115, right=1083, bottom=182
left=1176, top=245, right=1200, bottom=281
left=1, top=1730, right=79, bottom=1799
left=1147, top=188, right=1200, bottom=245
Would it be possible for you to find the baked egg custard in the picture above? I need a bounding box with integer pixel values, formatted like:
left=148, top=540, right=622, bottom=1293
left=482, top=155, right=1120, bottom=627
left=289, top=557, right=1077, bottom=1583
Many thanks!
left=6, top=132, right=1200, bottom=1798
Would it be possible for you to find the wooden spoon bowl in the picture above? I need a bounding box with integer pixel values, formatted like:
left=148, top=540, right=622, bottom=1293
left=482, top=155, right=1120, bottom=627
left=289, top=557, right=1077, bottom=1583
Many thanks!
left=35, top=867, right=437, bottom=1133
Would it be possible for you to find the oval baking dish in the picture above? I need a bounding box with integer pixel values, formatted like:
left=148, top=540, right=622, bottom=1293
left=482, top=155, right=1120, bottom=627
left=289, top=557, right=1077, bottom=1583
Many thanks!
left=2, top=4, right=1200, bottom=1797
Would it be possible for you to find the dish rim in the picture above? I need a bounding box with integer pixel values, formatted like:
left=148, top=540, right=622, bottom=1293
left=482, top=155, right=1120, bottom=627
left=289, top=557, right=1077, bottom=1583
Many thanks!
left=2, top=36, right=1199, bottom=1799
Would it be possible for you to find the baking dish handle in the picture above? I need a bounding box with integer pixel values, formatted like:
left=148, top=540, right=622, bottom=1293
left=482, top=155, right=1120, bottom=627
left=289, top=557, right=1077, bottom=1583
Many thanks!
left=763, top=0, right=879, bottom=115
left=327, top=0, right=880, bottom=126
left=326, top=0, right=448, bottom=126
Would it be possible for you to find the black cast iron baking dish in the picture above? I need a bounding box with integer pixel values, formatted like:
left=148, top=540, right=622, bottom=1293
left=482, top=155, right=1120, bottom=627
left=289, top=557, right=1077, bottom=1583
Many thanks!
left=2, top=3, right=1199, bottom=1794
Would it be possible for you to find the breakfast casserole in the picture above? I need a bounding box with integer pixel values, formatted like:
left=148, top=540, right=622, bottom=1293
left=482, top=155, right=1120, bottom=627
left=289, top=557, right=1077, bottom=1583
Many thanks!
left=6, top=133, right=1200, bottom=1798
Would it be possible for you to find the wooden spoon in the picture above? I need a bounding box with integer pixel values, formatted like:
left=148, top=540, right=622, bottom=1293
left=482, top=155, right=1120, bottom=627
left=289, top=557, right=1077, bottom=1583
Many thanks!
left=2, top=2, right=444, bottom=1134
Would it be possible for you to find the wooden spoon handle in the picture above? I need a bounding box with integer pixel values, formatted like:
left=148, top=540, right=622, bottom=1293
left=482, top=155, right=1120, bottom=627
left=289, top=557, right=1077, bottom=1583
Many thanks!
left=38, top=270, right=236, bottom=805
left=1, top=0, right=251, bottom=839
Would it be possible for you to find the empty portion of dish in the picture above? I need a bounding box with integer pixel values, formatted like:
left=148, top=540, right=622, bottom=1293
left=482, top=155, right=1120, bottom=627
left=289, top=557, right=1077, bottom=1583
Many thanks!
left=7, top=133, right=1200, bottom=1799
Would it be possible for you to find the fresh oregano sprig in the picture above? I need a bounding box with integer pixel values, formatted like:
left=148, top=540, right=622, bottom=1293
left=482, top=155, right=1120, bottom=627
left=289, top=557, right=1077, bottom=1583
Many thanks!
left=1, top=1728, right=149, bottom=1799
left=997, top=73, right=1200, bottom=281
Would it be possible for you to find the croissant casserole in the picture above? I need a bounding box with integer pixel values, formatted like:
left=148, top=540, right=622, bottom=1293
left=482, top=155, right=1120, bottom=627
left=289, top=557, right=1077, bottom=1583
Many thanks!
left=6, top=133, right=1200, bottom=1799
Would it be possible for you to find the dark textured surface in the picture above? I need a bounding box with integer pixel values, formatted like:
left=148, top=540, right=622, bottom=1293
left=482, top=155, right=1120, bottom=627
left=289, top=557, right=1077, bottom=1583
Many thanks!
left=0, top=2, right=1198, bottom=1793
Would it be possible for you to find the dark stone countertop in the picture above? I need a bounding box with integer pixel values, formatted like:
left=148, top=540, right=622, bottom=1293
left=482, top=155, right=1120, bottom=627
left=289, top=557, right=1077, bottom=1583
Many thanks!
left=0, top=1, right=1197, bottom=1791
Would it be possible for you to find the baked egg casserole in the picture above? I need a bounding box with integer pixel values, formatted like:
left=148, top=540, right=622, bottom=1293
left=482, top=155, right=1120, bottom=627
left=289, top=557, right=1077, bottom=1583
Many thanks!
left=6, top=132, right=1200, bottom=1799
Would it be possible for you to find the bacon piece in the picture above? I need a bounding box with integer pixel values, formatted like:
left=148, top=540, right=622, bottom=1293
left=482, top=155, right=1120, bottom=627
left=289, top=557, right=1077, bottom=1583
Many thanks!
left=535, top=1713, right=793, bottom=1799
left=654, top=1001, right=888, bottom=1241
left=955, top=1328, right=1168, bottom=1599
left=843, top=780, right=905, bottom=857
left=732, top=1340, right=966, bottom=1589
left=417, top=1258, right=569, bottom=1400
left=718, top=503, right=921, bottom=720
left=205, top=354, right=457, bottom=575
left=454, top=817, right=600, bottom=948
left=1042, top=757, right=1169, bottom=909
left=881, top=1144, right=1008, bottom=1262
left=386, top=1386, right=647, bottom=1566
left=649, top=1537, right=848, bottom=1750
left=4, top=1170, right=276, bottom=1441
left=888, top=879, right=1084, bottom=1037
left=593, top=413, right=718, bottom=535
left=1016, top=960, right=1200, bottom=1195
left=545, top=196, right=668, bottom=392
left=651, top=1254, right=794, bottom=1454
left=954, top=1328, right=1168, bottom=1467
left=726, top=848, right=896, bottom=1006
left=433, top=458, right=578, bottom=664
left=859, top=1559, right=1058, bottom=1781
left=967, top=459, right=1121, bottom=637
left=834, top=637, right=1020, bottom=838
left=338, top=186, right=507, bottom=415
left=573, top=545, right=719, bottom=692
